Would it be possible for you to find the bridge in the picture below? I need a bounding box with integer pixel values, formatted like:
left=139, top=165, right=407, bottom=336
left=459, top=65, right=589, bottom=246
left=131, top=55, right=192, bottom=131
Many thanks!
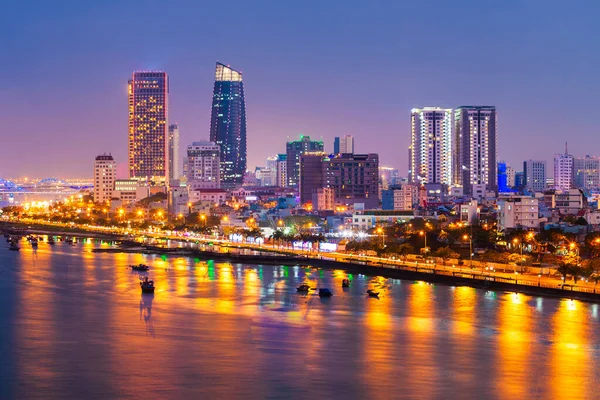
left=0, top=177, right=93, bottom=195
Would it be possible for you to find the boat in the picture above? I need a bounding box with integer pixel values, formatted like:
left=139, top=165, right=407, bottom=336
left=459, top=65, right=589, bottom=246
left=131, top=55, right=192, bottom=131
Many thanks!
left=366, top=289, right=379, bottom=298
left=297, top=284, right=311, bottom=292
left=9, top=243, right=20, bottom=251
left=131, top=264, right=150, bottom=272
left=140, top=277, right=155, bottom=293
left=318, top=288, right=333, bottom=297
left=48, top=237, right=55, bottom=245
left=342, top=279, right=350, bottom=288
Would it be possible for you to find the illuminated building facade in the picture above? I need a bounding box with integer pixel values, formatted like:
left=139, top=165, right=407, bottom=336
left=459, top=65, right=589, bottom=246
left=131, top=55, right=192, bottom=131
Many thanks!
left=523, top=160, right=547, bottom=192
left=93, top=154, right=116, bottom=203
left=408, top=107, right=453, bottom=185
left=186, top=141, right=221, bottom=189
left=454, top=106, right=497, bottom=194
left=168, top=124, right=180, bottom=183
left=209, top=62, right=247, bottom=188
left=128, top=71, right=169, bottom=184
left=554, top=145, right=573, bottom=191
left=286, top=135, right=324, bottom=187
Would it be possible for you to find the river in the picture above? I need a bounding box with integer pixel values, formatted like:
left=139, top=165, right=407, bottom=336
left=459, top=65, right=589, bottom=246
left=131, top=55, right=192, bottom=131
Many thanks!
left=1, top=238, right=599, bottom=399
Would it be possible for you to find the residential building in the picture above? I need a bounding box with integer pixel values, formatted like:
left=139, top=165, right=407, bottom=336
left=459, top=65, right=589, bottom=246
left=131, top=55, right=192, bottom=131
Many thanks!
left=523, top=160, right=546, bottom=192
left=188, top=188, right=228, bottom=204
left=554, top=188, right=584, bottom=215
left=312, top=187, right=335, bottom=211
left=286, top=135, right=324, bottom=187
left=554, top=144, right=573, bottom=191
left=381, top=185, right=418, bottom=210
left=93, top=154, right=116, bottom=203
left=497, top=195, right=541, bottom=230
left=454, top=106, right=498, bottom=194
left=515, top=171, right=525, bottom=190
left=334, top=135, right=354, bottom=154
left=408, top=107, right=453, bottom=185
left=276, top=154, right=287, bottom=187
left=168, top=186, right=189, bottom=216
left=574, top=156, right=600, bottom=191
left=186, top=141, right=220, bottom=188
left=168, top=124, right=180, bottom=183
left=128, top=71, right=169, bottom=183
left=506, top=165, right=515, bottom=188
left=352, top=210, right=421, bottom=231
left=209, top=62, right=247, bottom=187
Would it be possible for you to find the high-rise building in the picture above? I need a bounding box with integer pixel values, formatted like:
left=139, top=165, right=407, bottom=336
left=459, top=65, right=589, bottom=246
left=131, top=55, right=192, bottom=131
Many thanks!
left=574, top=156, right=600, bottom=191
left=286, top=135, right=324, bottom=187
left=523, top=160, right=547, bottom=192
left=299, top=152, right=327, bottom=205
left=186, top=141, right=221, bottom=189
left=454, top=106, right=497, bottom=194
left=498, top=162, right=508, bottom=192
left=93, top=154, right=116, bottom=203
left=382, top=185, right=419, bottom=210
left=334, top=135, right=354, bottom=154
left=209, top=62, right=247, bottom=187
left=325, top=153, right=379, bottom=209
left=554, top=143, right=573, bottom=191
left=128, top=71, right=169, bottom=183
left=506, top=165, right=515, bottom=188
left=408, top=107, right=453, bottom=185
left=276, top=154, right=287, bottom=187
left=168, top=124, right=180, bottom=183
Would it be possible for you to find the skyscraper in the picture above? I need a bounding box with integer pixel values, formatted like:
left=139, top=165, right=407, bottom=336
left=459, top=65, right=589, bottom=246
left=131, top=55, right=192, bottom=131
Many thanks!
left=93, top=154, right=116, bottom=203
left=408, top=107, right=453, bottom=185
left=523, top=160, right=547, bottom=192
left=209, top=62, right=247, bottom=188
left=574, top=156, right=600, bottom=191
left=554, top=144, right=574, bottom=191
left=454, top=106, right=497, bottom=194
left=286, top=135, right=324, bottom=187
left=168, top=124, right=180, bottom=183
left=128, top=71, right=169, bottom=183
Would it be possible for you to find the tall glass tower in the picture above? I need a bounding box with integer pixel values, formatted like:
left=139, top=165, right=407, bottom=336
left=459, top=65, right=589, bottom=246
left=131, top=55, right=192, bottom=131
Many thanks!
left=209, top=62, right=247, bottom=187
left=128, top=71, right=169, bottom=184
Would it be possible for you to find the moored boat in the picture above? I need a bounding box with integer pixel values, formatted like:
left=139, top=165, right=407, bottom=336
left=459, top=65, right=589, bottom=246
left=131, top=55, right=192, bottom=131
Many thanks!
left=342, top=279, right=350, bottom=288
left=131, top=264, right=150, bottom=271
left=318, top=288, right=333, bottom=297
left=297, top=284, right=311, bottom=292
left=366, top=289, right=379, bottom=298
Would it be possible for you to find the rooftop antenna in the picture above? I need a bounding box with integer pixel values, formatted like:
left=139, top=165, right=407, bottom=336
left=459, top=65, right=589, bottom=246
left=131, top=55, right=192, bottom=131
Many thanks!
left=565, top=142, right=568, bottom=155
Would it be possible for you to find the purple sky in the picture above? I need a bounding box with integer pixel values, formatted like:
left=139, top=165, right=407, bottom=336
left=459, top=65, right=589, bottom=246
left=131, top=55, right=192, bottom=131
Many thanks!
left=1, top=0, right=599, bottom=179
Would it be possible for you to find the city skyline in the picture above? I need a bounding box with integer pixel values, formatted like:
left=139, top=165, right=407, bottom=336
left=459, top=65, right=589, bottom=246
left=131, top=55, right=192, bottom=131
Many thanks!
left=2, top=1, right=600, bottom=179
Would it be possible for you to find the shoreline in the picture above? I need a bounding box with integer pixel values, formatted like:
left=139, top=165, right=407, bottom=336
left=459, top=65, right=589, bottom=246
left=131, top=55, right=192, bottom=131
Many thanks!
left=4, top=221, right=599, bottom=303
left=93, top=246, right=600, bottom=303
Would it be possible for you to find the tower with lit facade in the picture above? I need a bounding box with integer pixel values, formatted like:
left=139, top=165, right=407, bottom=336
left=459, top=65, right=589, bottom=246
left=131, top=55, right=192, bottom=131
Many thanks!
left=408, top=107, right=453, bottom=185
left=454, top=106, right=497, bottom=194
left=128, top=71, right=169, bottom=184
left=209, top=62, right=247, bottom=188
left=93, top=154, right=116, bottom=203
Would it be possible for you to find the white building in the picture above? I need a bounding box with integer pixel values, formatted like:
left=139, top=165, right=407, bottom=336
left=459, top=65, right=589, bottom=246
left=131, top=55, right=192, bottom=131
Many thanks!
left=554, top=188, right=584, bottom=215
left=554, top=147, right=573, bottom=191
left=506, top=165, right=515, bottom=188
left=168, top=124, right=180, bottom=183
left=497, top=195, right=541, bottom=230
left=112, top=179, right=149, bottom=203
left=454, top=106, right=497, bottom=194
left=168, top=186, right=189, bottom=216
left=337, top=135, right=354, bottom=154
left=523, top=160, right=547, bottom=192
left=186, top=141, right=220, bottom=188
left=352, top=210, right=419, bottom=231
left=188, top=188, right=228, bottom=204
left=276, top=154, right=287, bottom=187
left=93, top=154, right=116, bottom=203
left=574, top=156, right=600, bottom=191
left=409, top=107, right=453, bottom=186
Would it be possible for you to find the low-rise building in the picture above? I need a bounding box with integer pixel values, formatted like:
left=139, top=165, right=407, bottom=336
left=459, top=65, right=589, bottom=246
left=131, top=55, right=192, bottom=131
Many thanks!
left=497, top=195, right=542, bottom=231
left=381, top=185, right=419, bottom=210
left=312, top=187, right=335, bottom=211
left=352, top=210, right=418, bottom=230
left=112, top=179, right=150, bottom=203
left=188, top=188, right=228, bottom=205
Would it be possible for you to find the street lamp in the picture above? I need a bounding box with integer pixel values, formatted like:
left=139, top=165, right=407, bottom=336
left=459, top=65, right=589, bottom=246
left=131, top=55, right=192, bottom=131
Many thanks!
left=376, top=227, right=385, bottom=247
left=200, top=214, right=206, bottom=227
left=419, top=230, right=427, bottom=253
left=187, top=202, right=193, bottom=214
left=463, top=234, right=472, bottom=267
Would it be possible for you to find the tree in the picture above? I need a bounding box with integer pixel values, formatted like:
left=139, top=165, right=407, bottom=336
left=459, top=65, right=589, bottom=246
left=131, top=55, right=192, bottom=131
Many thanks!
left=432, top=247, right=459, bottom=265
left=582, top=258, right=600, bottom=289
left=557, top=251, right=582, bottom=285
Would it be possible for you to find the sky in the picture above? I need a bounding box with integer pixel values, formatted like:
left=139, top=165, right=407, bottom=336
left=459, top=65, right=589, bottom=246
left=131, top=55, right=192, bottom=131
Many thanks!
left=1, top=0, right=599, bottom=180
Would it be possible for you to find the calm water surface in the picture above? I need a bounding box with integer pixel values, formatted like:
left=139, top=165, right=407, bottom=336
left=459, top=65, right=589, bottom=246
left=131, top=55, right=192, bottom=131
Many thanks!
left=1, top=238, right=600, bottom=399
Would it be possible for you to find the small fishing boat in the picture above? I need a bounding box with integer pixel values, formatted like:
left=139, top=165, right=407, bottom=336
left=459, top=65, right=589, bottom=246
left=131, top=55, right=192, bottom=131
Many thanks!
left=131, top=264, right=150, bottom=272
left=140, top=277, right=155, bottom=293
left=318, top=288, right=333, bottom=297
left=9, top=243, right=20, bottom=251
left=297, top=284, right=311, bottom=292
left=48, top=237, right=55, bottom=245
left=366, top=289, right=379, bottom=298
left=342, top=279, right=350, bottom=288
